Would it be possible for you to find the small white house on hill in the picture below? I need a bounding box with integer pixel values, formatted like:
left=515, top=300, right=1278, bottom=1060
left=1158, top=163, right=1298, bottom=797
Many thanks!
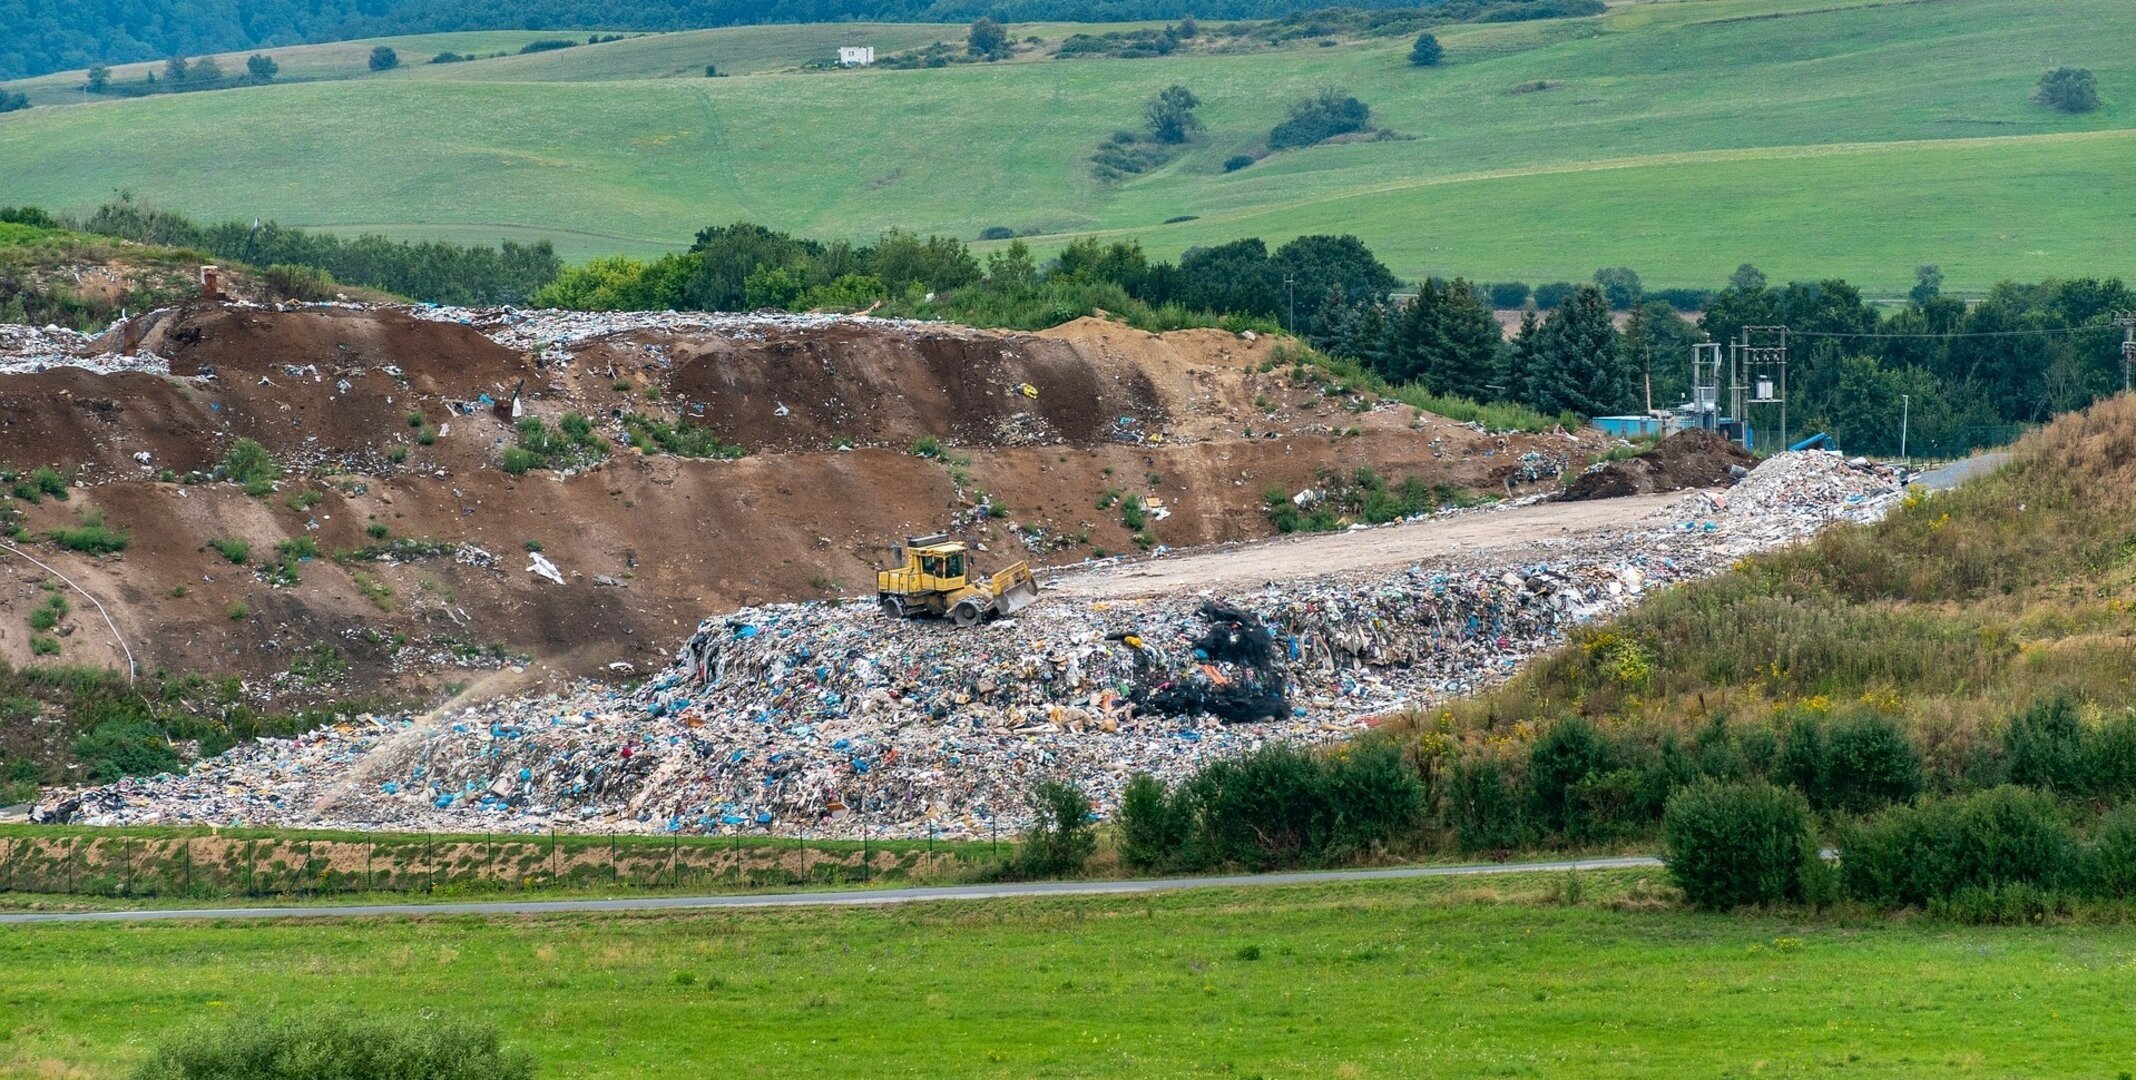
left=838, top=46, right=875, bottom=67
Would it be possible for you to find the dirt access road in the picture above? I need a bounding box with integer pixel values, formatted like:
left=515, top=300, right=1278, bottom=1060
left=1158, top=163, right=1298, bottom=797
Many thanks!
left=1044, top=491, right=1690, bottom=599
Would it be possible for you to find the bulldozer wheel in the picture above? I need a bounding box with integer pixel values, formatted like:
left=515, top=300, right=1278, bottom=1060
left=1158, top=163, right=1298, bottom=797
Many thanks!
left=950, top=601, right=984, bottom=628
left=878, top=596, right=906, bottom=619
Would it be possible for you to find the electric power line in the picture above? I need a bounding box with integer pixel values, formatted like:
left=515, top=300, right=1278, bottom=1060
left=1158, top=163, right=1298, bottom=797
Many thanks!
left=1781, top=324, right=2116, bottom=341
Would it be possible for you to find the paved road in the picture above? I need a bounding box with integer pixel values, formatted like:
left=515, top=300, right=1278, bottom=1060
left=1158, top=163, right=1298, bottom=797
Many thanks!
left=1913, top=452, right=2010, bottom=491
left=0, top=855, right=1662, bottom=925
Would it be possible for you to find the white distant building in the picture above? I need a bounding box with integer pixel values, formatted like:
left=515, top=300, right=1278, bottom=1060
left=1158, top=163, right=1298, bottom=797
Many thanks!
left=838, top=46, right=875, bottom=67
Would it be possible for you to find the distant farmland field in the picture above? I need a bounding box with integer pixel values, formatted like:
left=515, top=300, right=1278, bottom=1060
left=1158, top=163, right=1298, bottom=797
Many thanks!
left=0, top=0, right=2129, bottom=291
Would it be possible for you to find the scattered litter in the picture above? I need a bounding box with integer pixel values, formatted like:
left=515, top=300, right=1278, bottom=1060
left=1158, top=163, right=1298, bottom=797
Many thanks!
left=526, top=551, right=566, bottom=585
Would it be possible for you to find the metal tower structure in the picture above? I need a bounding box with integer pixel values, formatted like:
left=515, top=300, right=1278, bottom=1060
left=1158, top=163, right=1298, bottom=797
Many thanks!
left=1731, top=326, right=1788, bottom=452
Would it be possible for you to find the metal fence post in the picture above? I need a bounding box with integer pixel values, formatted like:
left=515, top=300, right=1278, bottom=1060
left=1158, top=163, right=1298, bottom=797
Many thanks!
left=610, top=832, right=618, bottom=887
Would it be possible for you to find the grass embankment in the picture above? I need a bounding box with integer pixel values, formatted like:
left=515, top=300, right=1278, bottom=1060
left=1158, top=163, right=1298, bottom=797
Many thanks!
left=0, top=822, right=1008, bottom=905
left=1388, top=396, right=2136, bottom=826
left=4, top=869, right=2134, bottom=1077
left=1, top=0, right=2127, bottom=286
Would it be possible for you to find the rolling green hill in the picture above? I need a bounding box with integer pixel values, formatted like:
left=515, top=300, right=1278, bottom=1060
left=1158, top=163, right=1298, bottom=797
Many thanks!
left=1, top=0, right=2129, bottom=293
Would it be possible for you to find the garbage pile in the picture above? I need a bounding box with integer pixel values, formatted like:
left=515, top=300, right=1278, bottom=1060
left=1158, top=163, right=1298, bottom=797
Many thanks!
left=39, top=451, right=1909, bottom=838
left=0, top=322, right=171, bottom=376
left=1675, top=449, right=1906, bottom=527
left=405, top=306, right=941, bottom=358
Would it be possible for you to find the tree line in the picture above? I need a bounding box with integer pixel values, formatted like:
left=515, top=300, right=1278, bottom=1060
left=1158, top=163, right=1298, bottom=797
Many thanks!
left=0, top=0, right=1592, bottom=79
left=67, top=199, right=561, bottom=306
left=531, top=219, right=2126, bottom=456
left=28, top=197, right=2128, bottom=456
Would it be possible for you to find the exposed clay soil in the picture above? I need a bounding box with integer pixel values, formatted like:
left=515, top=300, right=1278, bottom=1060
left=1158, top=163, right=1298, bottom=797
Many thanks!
left=1560, top=429, right=1755, bottom=501
left=0, top=304, right=1606, bottom=703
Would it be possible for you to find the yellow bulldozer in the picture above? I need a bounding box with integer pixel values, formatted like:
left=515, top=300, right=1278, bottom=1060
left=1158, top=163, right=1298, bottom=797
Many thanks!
left=877, top=534, right=1040, bottom=627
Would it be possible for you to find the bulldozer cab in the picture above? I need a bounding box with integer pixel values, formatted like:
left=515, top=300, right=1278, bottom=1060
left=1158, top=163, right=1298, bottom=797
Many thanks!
left=915, top=546, right=966, bottom=586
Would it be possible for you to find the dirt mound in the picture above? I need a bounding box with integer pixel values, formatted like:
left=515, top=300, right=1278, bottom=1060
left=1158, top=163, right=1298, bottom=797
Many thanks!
left=650, top=321, right=1166, bottom=453
left=136, top=304, right=533, bottom=388
left=1561, top=429, right=1754, bottom=500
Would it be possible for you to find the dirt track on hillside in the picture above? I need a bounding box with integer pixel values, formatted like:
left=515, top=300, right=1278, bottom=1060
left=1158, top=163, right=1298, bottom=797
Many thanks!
left=1047, top=491, right=1687, bottom=598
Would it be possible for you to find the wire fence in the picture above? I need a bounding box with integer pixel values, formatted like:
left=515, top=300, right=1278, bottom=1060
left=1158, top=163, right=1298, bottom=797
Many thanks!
left=0, top=826, right=1030, bottom=900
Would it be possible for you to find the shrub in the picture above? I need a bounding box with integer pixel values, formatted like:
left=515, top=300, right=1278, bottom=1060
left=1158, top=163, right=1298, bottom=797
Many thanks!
left=1408, top=31, right=1442, bottom=66
left=74, top=718, right=181, bottom=781
left=978, top=226, right=1015, bottom=241
left=1012, top=780, right=1097, bottom=878
left=1223, top=154, right=1255, bottom=172
left=2003, top=697, right=2091, bottom=794
left=265, top=263, right=335, bottom=301
left=505, top=413, right=607, bottom=473
left=499, top=447, right=539, bottom=475
left=130, top=1008, right=534, bottom=1080
left=1164, top=742, right=1422, bottom=871
left=27, top=593, right=65, bottom=631
left=1116, top=772, right=1180, bottom=870
left=1839, top=786, right=2076, bottom=908
left=1449, top=756, right=1526, bottom=852
left=368, top=45, right=399, bottom=71
left=30, top=465, right=68, bottom=499
left=1120, top=494, right=1147, bottom=531
left=1780, top=710, right=1921, bottom=813
left=1531, top=281, right=1577, bottom=309
left=518, top=38, right=577, bottom=54
left=1321, top=740, right=1426, bottom=855
left=2034, top=66, right=2099, bottom=112
left=1486, top=281, right=1531, bottom=308
left=621, top=415, right=745, bottom=459
left=1268, top=88, right=1372, bottom=150
left=220, top=438, right=281, bottom=495
left=1527, top=716, right=1609, bottom=837
left=1661, top=780, right=1820, bottom=910
left=49, top=507, right=129, bottom=554
left=1171, top=745, right=1327, bottom=870
left=2075, top=802, right=2136, bottom=900
left=1821, top=712, right=1922, bottom=813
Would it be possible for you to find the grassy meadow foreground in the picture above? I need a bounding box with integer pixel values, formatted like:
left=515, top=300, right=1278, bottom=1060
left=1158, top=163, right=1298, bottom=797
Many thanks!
left=2, top=870, right=2133, bottom=1077
left=1, top=0, right=2129, bottom=289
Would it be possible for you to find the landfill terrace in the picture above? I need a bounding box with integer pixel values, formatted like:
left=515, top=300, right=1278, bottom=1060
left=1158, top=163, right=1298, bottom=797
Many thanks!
left=0, top=299, right=1605, bottom=702
left=40, top=450, right=1905, bottom=837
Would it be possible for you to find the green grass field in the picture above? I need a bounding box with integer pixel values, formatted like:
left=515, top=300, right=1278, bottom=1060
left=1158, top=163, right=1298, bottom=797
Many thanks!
left=3, top=869, right=2133, bottom=1078
left=0, top=0, right=2131, bottom=292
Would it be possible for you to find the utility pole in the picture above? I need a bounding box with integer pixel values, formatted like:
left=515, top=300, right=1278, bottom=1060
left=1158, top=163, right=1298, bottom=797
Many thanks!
left=1284, top=275, right=1295, bottom=338
left=2115, top=312, right=2136, bottom=394
left=1900, top=393, right=1910, bottom=465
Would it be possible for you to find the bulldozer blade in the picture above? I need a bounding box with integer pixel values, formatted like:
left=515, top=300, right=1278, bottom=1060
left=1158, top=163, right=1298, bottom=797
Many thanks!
left=993, top=579, right=1039, bottom=616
